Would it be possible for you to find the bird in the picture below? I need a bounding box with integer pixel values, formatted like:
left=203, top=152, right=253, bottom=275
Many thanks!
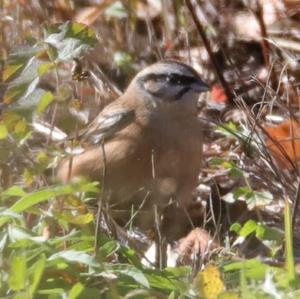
left=57, top=60, right=209, bottom=240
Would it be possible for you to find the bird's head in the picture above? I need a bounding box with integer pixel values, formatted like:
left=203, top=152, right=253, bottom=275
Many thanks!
left=126, top=60, right=209, bottom=109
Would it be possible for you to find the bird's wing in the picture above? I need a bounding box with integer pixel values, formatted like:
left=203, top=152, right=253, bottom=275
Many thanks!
left=79, top=108, right=135, bottom=144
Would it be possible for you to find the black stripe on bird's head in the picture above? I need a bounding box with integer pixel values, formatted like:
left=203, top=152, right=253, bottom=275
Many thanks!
left=134, top=60, right=209, bottom=102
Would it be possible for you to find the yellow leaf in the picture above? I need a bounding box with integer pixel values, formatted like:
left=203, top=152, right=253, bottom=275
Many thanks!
left=37, top=62, right=55, bottom=76
left=59, top=212, right=94, bottom=225
left=3, top=63, right=23, bottom=82
left=2, top=112, right=21, bottom=130
left=14, top=119, right=28, bottom=135
left=36, top=152, right=50, bottom=167
left=36, top=91, right=54, bottom=114
left=3, top=84, right=28, bottom=104
left=70, top=98, right=83, bottom=110
left=195, top=265, right=225, bottom=299
left=0, top=124, right=8, bottom=139
left=22, top=169, right=34, bottom=186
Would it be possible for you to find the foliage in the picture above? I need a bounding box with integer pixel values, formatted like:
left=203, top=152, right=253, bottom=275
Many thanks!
left=1, top=0, right=300, bottom=298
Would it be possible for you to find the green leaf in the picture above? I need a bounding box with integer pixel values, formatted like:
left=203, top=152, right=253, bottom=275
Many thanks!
left=29, top=255, right=46, bottom=295
left=3, top=44, right=48, bottom=106
left=111, top=264, right=150, bottom=288
left=10, top=183, right=99, bottom=212
left=229, top=167, right=243, bottom=178
left=223, top=259, right=270, bottom=280
left=218, top=291, right=240, bottom=299
left=216, top=122, right=239, bottom=136
left=45, top=22, right=97, bottom=61
left=37, top=288, right=64, bottom=295
left=223, top=160, right=243, bottom=177
left=234, top=187, right=253, bottom=200
left=105, top=2, right=128, bottom=18
left=9, top=88, right=46, bottom=112
left=8, top=225, right=46, bottom=244
left=10, top=44, right=46, bottom=61
left=12, top=292, right=29, bottom=299
left=2, top=22, right=95, bottom=114
left=69, top=282, right=84, bottom=299
left=48, top=250, right=99, bottom=267
left=119, top=245, right=142, bottom=267
left=145, top=271, right=179, bottom=291
left=3, top=57, right=42, bottom=104
left=2, top=44, right=43, bottom=82
left=113, top=51, right=133, bottom=71
left=209, top=157, right=225, bottom=166
left=36, top=91, right=54, bottom=114
left=256, top=223, right=283, bottom=242
left=230, top=222, right=242, bottom=233
left=99, top=240, right=120, bottom=259
left=58, top=212, right=94, bottom=225
left=246, top=191, right=273, bottom=209
left=4, top=83, right=29, bottom=104
left=238, top=219, right=257, bottom=237
left=72, top=288, right=100, bottom=298
left=0, top=209, right=24, bottom=228
left=48, top=229, right=80, bottom=246
left=284, top=197, right=296, bottom=283
left=9, top=255, right=27, bottom=291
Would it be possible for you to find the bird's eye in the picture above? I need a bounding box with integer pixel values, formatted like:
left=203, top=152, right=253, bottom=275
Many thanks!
left=142, top=73, right=198, bottom=90
left=167, top=75, right=181, bottom=84
left=166, top=74, right=197, bottom=85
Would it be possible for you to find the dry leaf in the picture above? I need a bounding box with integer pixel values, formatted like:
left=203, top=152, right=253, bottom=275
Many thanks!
left=74, top=6, right=104, bottom=26
left=264, top=118, right=300, bottom=168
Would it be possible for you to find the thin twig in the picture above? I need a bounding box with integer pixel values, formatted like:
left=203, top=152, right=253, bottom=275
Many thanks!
left=154, top=205, right=167, bottom=269
left=185, top=0, right=233, bottom=102
left=252, top=0, right=270, bottom=66
left=94, top=139, right=107, bottom=251
left=250, top=0, right=278, bottom=90
left=124, top=191, right=151, bottom=229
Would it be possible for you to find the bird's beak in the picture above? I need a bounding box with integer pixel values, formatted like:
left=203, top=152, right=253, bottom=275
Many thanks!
left=191, top=79, right=210, bottom=93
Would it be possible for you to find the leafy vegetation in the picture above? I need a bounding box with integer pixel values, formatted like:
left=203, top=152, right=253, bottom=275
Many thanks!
left=1, top=1, right=300, bottom=298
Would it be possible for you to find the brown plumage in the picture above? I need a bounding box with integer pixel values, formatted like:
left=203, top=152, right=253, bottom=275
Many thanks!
left=58, top=60, right=209, bottom=239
